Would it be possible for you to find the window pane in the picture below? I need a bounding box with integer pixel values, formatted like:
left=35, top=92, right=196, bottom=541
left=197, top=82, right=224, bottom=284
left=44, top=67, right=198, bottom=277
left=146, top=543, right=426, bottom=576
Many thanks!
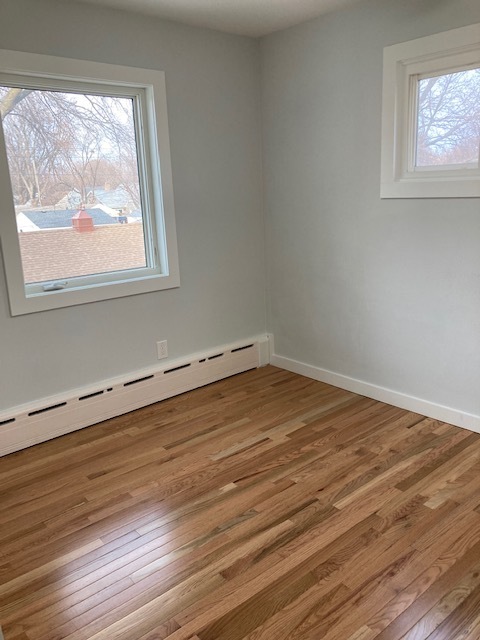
left=0, top=86, right=147, bottom=284
left=416, top=68, right=480, bottom=168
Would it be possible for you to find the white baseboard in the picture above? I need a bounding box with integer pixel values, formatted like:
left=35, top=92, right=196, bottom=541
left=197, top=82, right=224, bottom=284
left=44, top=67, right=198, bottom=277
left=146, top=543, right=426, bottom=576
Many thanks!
left=0, top=335, right=269, bottom=457
left=5, top=334, right=475, bottom=457
left=271, top=353, right=480, bottom=434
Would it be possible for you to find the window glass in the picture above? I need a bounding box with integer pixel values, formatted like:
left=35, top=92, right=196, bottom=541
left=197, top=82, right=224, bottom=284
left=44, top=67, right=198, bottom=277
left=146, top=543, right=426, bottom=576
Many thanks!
left=0, top=86, right=148, bottom=285
left=415, top=68, right=480, bottom=169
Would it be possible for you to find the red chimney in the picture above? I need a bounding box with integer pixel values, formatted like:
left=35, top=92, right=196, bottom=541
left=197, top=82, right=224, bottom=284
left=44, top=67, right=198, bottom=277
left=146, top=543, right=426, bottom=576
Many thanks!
left=72, top=207, right=94, bottom=232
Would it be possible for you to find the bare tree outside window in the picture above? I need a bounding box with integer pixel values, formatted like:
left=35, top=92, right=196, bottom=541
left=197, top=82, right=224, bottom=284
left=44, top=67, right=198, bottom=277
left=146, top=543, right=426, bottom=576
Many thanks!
left=0, top=87, right=142, bottom=208
left=0, top=86, right=147, bottom=283
left=416, top=68, right=480, bottom=168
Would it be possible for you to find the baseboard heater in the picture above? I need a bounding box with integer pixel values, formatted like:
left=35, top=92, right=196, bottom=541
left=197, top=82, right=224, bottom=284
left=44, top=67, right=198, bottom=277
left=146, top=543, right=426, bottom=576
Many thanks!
left=0, top=337, right=267, bottom=457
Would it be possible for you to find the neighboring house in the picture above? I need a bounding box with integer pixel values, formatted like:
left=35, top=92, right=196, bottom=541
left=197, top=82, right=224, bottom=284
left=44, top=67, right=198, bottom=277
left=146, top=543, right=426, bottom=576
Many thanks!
left=16, top=208, right=120, bottom=232
left=15, top=212, right=40, bottom=232
left=57, top=185, right=139, bottom=215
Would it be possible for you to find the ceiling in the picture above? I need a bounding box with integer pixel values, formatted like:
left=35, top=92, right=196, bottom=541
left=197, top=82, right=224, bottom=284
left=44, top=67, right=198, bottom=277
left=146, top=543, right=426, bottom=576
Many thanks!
left=67, top=0, right=363, bottom=37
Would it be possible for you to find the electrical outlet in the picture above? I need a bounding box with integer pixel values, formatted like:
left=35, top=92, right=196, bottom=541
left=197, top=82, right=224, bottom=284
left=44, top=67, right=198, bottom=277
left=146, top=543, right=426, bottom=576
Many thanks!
left=157, top=340, right=168, bottom=359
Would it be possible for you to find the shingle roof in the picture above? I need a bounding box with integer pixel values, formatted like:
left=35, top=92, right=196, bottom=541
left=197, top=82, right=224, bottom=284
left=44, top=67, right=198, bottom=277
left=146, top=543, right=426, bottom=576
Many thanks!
left=21, top=209, right=117, bottom=229
left=19, top=225, right=146, bottom=284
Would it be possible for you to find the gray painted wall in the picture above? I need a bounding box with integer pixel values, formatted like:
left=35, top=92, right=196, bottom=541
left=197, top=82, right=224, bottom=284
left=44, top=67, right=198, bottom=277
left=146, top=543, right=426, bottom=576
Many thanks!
left=1, top=0, right=479, bottom=421
left=261, top=0, right=480, bottom=415
left=0, top=0, right=266, bottom=410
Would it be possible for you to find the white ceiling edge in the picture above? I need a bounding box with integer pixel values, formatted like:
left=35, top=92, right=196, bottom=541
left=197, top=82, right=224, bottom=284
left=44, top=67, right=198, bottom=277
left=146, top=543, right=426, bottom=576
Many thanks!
left=64, top=0, right=365, bottom=37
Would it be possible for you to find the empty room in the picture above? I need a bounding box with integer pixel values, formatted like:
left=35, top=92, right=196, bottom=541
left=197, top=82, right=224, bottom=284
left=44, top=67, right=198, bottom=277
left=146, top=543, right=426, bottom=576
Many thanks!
left=0, top=0, right=480, bottom=638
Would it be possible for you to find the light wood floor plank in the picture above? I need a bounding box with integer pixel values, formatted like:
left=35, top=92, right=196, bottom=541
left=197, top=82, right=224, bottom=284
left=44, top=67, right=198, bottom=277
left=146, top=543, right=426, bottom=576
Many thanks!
left=1, top=366, right=480, bottom=640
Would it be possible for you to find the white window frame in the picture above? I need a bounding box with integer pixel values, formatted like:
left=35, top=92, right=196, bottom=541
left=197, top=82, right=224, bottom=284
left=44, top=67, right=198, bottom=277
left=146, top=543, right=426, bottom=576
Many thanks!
left=0, top=49, right=180, bottom=316
left=381, top=23, right=480, bottom=199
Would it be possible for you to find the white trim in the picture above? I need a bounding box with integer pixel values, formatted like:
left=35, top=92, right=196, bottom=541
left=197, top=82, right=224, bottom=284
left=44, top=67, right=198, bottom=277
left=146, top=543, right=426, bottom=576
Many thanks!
left=381, top=22, right=480, bottom=199
left=258, top=333, right=273, bottom=366
left=0, top=335, right=269, bottom=457
left=271, top=353, right=480, bottom=434
left=0, top=49, right=180, bottom=315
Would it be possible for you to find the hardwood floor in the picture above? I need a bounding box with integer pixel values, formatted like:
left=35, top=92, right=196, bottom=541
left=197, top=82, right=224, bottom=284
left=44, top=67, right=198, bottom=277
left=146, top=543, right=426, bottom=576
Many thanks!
left=1, top=365, right=480, bottom=640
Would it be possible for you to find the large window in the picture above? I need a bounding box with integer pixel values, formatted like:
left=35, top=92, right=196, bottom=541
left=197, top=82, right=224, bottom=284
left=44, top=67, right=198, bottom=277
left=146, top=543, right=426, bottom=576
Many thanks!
left=381, top=23, right=480, bottom=198
left=0, top=50, right=179, bottom=315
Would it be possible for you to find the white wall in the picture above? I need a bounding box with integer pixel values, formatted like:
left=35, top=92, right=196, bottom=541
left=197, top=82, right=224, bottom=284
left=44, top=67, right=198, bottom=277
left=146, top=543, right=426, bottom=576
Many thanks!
left=0, top=0, right=266, bottom=410
left=261, top=0, right=480, bottom=416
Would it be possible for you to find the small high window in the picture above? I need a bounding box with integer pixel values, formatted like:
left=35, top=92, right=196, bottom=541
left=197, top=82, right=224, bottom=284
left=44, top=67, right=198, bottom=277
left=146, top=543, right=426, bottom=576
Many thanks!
left=0, top=50, right=179, bottom=315
left=381, top=23, right=480, bottom=198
